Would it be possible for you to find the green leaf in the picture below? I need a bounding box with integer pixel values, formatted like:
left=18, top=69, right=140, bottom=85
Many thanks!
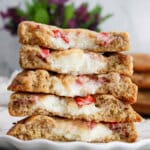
left=16, top=8, right=26, bottom=17
left=101, top=14, right=113, bottom=23
left=25, top=1, right=35, bottom=19
left=90, top=5, right=102, bottom=16
left=87, top=5, right=103, bottom=27
left=96, top=28, right=101, bottom=32
left=50, top=3, right=57, bottom=13
left=24, top=0, right=48, bottom=20
left=64, top=4, right=74, bottom=24
left=33, top=8, right=50, bottom=24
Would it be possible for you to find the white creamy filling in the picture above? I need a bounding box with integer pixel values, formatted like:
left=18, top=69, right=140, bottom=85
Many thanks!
left=52, top=124, right=112, bottom=141
left=68, top=80, right=101, bottom=96
left=50, top=52, right=106, bottom=74
left=52, top=78, right=70, bottom=96
left=36, top=95, right=67, bottom=113
left=81, top=54, right=106, bottom=74
left=35, top=95, right=100, bottom=115
left=67, top=103, right=100, bottom=115
left=50, top=32, right=99, bottom=50
left=49, top=51, right=85, bottom=74
left=50, top=37, right=70, bottom=49
left=52, top=78, right=101, bottom=97
left=68, top=32, right=98, bottom=50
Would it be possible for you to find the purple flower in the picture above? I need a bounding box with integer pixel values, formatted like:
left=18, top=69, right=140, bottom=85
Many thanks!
left=0, top=7, right=17, bottom=19
left=0, top=0, right=112, bottom=35
left=48, top=0, right=68, bottom=5
left=0, top=6, right=27, bottom=35
left=75, top=3, right=90, bottom=24
left=68, top=18, right=76, bottom=28
left=75, top=3, right=87, bottom=17
left=89, top=14, right=100, bottom=30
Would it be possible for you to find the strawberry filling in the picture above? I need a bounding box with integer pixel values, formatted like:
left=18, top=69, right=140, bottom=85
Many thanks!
left=75, top=95, right=96, bottom=107
left=40, top=49, right=50, bottom=58
left=98, top=76, right=110, bottom=84
left=75, top=75, right=85, bottom=85
left=11, top=80, right=20, bottom=90
left=108, top=123, right=129, bottom=138
left=52, top=29, right=69, bottom=43
left=87, top=121, right=96, bottom=130
left=75, top=78, right=83, bottom=85
left=97, top=32, right=114, bottom=46
left=35, top=25, right=40, bottom=30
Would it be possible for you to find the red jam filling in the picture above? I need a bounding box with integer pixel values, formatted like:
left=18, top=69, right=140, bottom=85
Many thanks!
left=75, top=95, right=96, bottom=107
left=87, top=121, right=96, bottom=130
left=98, top=76, right=110, bottom=84
left=52, top=29, right=69, bottom=43
left=97, top=32, right=113, bottom=46
left=41, top=49, right=50, bottom=58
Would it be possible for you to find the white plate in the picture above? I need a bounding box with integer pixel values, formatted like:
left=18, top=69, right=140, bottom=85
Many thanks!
left=0, top=135, right=150, bottom=150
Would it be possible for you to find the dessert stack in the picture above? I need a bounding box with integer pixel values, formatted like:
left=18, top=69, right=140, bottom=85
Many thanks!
left=132, top=54, right=150, bottom=115
left=7, top=21, right=141, bottom=142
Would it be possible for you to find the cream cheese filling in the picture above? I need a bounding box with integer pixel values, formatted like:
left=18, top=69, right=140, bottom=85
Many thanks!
left=52, top=124, right=112, bottom=141
left=49, top=32, right=99, bottom=50
left=67, top=32, right=99, bottom=50
left=35, top=95, right=100, bottom=116
left=49, top=52, right=106, bottom=74
left=50, top=36, right=70, bottom=50
left=52, top=78, right=101, bottom=97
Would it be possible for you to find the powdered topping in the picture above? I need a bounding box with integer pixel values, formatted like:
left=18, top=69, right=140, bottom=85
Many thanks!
left=87, top=121, right=96, bottom=130
left=52, top=29, right=69, bottom=43
left=97, top=32, right=114, bottom=46
left=40, top=49, right=50, bottom=58
left=75, top=95, right=96, bottom=107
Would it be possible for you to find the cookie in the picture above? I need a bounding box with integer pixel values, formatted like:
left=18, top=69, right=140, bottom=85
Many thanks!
left=9, top=93, right=141, bottom=122
left=132, top=73, right=150, bottom=89
left=7, top=115, right=137, bottom=142
left=8, top=70, right=137, bottom=103
left=132, top=54, right=150, bottom=72
left=20, top=45, right=133, bottom=76
left=18, top=21, right=130, bottom=52
left=133, top=91, right=150, bottom=114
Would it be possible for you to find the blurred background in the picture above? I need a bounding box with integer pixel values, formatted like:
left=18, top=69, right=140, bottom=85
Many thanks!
left=0, top=0, right=150, bottom=77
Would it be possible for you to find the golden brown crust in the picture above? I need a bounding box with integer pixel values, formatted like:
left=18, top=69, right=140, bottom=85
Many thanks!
left=19, top=45, right=133, bottom=76
left=132, top=54, right=150, bottom=72
left=18, top=21, right=130, bottom=52
left=8, top=93, right=141, bottom=122
left=8, top=70, right=137, bottom=103
left=132, top=73, right=150, bottom=89
left=7, top=115, right=137, bottom=142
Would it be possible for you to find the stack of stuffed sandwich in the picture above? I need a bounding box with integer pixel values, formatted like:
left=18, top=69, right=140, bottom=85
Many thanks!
left=7, top=21, right=141, bottom=142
